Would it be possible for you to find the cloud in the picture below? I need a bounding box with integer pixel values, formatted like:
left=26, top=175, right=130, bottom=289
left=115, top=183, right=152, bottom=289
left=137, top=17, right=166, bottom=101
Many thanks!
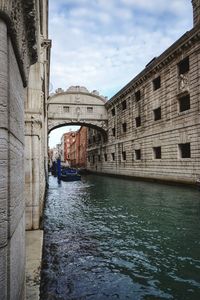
left=49, top=0, right=193, bottom=98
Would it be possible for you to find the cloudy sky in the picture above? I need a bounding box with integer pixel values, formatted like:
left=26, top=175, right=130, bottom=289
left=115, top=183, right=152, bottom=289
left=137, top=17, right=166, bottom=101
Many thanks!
left=48, top=0, right=193, bottom=148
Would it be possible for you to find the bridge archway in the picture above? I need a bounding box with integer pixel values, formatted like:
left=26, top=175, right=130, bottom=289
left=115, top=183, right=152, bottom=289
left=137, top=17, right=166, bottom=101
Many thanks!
left=47, top=86, right=108, bottom=135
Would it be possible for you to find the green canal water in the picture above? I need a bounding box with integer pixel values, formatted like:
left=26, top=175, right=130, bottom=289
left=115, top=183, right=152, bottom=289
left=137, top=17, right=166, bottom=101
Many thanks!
left=40, top=175, right=200, bottom=300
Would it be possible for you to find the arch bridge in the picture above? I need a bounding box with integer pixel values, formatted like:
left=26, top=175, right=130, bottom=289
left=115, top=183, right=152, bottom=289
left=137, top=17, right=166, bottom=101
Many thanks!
left=47, top=86, right=108, bottom=134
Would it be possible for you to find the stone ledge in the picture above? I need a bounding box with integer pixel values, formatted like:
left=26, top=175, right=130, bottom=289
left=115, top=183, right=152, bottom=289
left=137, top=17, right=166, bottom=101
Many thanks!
left=26, top=230, right=43, bottom=300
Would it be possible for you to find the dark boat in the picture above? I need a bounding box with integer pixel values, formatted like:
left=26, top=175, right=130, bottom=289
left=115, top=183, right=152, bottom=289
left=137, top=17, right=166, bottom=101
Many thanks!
left=60, top=168, right=81, bottom=181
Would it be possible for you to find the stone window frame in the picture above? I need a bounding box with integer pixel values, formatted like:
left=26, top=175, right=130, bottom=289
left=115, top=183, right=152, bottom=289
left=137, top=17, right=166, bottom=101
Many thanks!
left=122, top=122, right=127, bottom=133
left=178, top=56, right=190, bottom=75
left=87, top=106, right=93, bottom=113
left=111, top=152, right=115, bottom=161
left=178, top=143, right=191, bottom=159
left=122, top=151, right=126, bottom=161
left=153, top=76, right=161, bottom=91
left=63, top=106, right=70, bottom=112
left=178, top=94, right=190, bottom=113
left=135, top=149, right=141, bottom=160
left=153, top=106, right=161, bottom=121
left=135, top=90, right=141, bottom=102
left=153, top=146, right=162, bottom=159
left=135, top=116, right=141, bottom=127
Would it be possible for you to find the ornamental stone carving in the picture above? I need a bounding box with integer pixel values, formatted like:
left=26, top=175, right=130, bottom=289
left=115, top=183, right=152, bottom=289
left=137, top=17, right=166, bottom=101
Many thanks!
left=0, top=0, right=38, bottom=85
left=179, top=74, right=189, bottom=92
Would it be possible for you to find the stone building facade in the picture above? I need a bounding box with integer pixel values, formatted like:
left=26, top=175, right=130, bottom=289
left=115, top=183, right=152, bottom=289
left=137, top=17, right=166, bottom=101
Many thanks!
left=0, top=1, right=45, bottom=299
left=25, top=0, right=51, bottom=230
left=87, top=1, right=200, bottom=185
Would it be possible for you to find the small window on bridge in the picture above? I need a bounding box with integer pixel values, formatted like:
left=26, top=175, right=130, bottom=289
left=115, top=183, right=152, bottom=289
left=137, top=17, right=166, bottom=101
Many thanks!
left=87, top=107, right=93, bottom=113
left=63, top=106, right=70, bottom=112
left=104, top=153, right=107, bottom=161
left=98, top=155, right=101, bottom=162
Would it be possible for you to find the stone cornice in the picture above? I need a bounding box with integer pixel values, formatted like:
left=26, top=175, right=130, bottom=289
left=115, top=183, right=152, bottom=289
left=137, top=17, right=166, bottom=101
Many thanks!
left=0, top=0, right=38, bottom=86
left=106, top=24, right=200, bottom=108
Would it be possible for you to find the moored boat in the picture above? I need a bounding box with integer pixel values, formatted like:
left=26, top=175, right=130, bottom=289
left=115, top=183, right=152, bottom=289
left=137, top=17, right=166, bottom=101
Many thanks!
left=60, top=168, right=81, bottom=181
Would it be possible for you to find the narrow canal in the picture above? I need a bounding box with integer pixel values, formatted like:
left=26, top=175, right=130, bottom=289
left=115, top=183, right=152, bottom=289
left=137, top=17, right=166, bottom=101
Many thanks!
left=40, top=175, right=200, bottom=300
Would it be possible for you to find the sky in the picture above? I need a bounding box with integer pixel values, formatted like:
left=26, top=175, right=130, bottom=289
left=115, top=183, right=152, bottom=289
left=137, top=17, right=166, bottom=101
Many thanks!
left=48, top=0, right=193, bottom=148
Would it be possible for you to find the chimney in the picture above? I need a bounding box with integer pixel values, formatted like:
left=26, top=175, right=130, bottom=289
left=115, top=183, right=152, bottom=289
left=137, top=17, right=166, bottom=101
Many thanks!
left=192, top=0, right=200, bottom=26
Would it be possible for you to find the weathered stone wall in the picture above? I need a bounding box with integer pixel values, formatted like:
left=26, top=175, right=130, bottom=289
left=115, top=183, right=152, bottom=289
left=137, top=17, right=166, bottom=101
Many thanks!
left=0, top=0, right=38, bottom=298
left=0, top=19, right=26, bottom=300
left=87, top=25, right=200, bottom=185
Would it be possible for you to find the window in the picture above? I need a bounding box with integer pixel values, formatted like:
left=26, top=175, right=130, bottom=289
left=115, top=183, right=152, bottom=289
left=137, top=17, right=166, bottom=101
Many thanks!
left=122, top=122, right=127, bottom=133
left=93, top=136, right=96, bottom=143
left=153, top=76, right=161, bottom=90
left=111, top=153, right=115, bottom=161
left=153, top=146, right=161, bottom=159
left=98, top=155, right=101, bottom=162
left=87, top=107, right=93, bottom=113
left=63, top=106, right=70, bottom=112
left=135, top=116, right=141, bottom=127
left=104, top=153, right=107, bottom=161
left=122, top=151, right=126, bottom=161
left=179, top=94, right=190, bottom=112
left=135, top=149, right=141, bottom=160
left=179, top=143, right=191, bottom=158
left=135, top=90, right=141, bottom=102
left=122, top=100, right=127, bottom=110
left=111, top=108, right=115, bottom=116
left=153, top=107, right=161, bottom=121
left=178, top=56, right=189, bottom=75
left=88, top=156, right=90, bottom=162
left=112, top=127, right=116, bottom=136
left=92, top=155, right=95, bottom=164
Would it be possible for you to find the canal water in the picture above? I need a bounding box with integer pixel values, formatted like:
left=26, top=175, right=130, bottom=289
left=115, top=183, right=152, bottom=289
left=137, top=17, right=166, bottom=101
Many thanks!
left=40, top=175, right=200, bottom=300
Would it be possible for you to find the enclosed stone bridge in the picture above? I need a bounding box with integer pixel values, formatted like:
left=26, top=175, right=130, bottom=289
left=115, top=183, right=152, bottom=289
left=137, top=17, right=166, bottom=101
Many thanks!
left=47, top=86, right=108, bottom=134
